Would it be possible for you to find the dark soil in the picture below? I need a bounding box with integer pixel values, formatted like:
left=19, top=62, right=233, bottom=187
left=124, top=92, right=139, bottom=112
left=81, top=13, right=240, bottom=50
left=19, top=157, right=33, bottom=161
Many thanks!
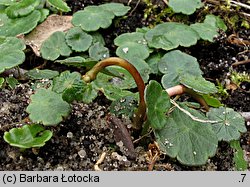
left=0, top=0, right=249, bottom=171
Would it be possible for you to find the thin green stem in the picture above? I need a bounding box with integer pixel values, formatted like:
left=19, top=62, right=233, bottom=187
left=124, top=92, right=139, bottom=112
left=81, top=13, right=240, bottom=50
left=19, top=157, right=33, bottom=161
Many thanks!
left=82, top=57, right=146, bottom=129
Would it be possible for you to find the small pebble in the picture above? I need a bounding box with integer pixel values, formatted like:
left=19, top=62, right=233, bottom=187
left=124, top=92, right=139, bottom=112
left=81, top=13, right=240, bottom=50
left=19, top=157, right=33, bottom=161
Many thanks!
left=78, top=149, right=87, bottom=158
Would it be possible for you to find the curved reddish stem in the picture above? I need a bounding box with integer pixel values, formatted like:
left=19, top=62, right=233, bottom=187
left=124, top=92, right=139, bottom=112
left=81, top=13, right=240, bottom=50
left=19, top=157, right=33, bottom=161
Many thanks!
left=166, top=85, right=210, bottom=111
left=82, top=57, right=146, bottom=129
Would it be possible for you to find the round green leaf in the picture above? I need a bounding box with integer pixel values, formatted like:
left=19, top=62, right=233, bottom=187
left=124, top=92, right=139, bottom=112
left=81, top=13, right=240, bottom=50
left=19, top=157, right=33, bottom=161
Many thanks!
left=91, top=32, right=105, bottom=45
left=88, top=42, right=109, bottom=61
left=52, top=70, right=83, bottom=93
left=62, top=79, right=86, bottom=103
left=0, top=37, right=25, bottom=73
left=204, top=15, right=227, bottom=31
left=41, top=31, right=72, bottom=61
left=180, top=74, right=218, bottom=94
left=66, top=27, right=93, bottom=52
left=116, top=43, right=149, bottom=61
left=0, top=10, right=41, bottom=37
left=25, top=69, right=59, bottom=80
left=3, top=124, right=52, bottom=149
left=145, top=80, right=171, bottom=129
left=169, top=0, right=203, bottom=15
left=0, top=36, right=26, bottom=50
left=145, top=22, right=199, bottom=50
left=158, top=50, right=202, bottom=88
left=190, top=23, right=218, bottom=42
left=190, top=15, right=226, bottom=42
left=155, top=104, right=218, bottom=166
left=72, top=6, right=115, bottom=31
left=5, top=0, right=40, bottom=18
left=47, top=0, right=71, bottom=12
left=114, top=32, right=147, bottom=46
left=99, top=3, right=130, bottom=16
left=26, top=88, right=71, bottom=125
left=52, top=71, right=87, bottom=103
left=115, top=32, right=150, bottom=61
left=207, top=107, right=247, bottom=142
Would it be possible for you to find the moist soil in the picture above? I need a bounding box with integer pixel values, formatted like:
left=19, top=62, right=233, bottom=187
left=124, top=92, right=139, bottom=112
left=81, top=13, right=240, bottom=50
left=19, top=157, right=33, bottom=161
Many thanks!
left=0, top=0, right=250, bottom=171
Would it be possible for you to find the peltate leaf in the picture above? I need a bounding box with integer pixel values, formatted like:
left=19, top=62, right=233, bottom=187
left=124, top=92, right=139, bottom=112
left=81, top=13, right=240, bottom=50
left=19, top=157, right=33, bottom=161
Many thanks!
left=0, top=10, right=41, bottom=37
left=99, top=3, right=130, bottom=16
left=158, top=50, right=202, bottom=88
left=145, top=22, right=199, bottom=50
left=0, top=36, right=26, bottom=50
left=114, top=32, right=150, bottom=60
left=25, top=69, right=59, bottom=80
left=204, top=15, right=227, bottom=31
left=72, top=6, right=114, bottom=31
left=62, top=79, right=86, bottom=103
left=26, top=88, right=71, bottom=125
left=3, top=124, right=52, bottom=149
left=145, top=80, right=171, bottom=129
left=190, top=15, right=227, bottom=41
left=114, top=32, right=147, bottom=46
left=52, top=70, right=83, bottom=93
left=207, top=107, right=247, bottom=141
left=41, top=31, right=72, bottom=61
left=88, top=42, right=109, bottom=61
left=0, top=37, right=25, bottom=73
left=180, top=74, right=218, bottom=94
left=155, top=103, right=218, bottom=166
left=47, top=0, right=71, bottom=12
left=5, top=0, right=40, bottom=18
left=91, top=32, right=105, bottom=45
left=66, top=27, right=93, bottom=52
left=52, top=71, right=87, bottom=103
left=169, top=0, right=203, bottom=15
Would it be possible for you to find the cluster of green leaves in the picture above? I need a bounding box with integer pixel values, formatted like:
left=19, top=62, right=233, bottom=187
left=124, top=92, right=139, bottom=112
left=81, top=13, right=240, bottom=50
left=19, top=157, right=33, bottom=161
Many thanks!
left=1, top=1, right=247, bottom=169
left=0, top=0, right=70, bottom=37
left=145, top=81, right=246, bottom=166
left=0, top=0, right=71, bottom=87
left=2, top=3, right=134, bottom=149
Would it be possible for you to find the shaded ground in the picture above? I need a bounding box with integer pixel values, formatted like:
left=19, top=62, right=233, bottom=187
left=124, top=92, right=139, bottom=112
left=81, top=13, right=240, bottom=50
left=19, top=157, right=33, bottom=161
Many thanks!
left=0, top=0, right=249, bottom=171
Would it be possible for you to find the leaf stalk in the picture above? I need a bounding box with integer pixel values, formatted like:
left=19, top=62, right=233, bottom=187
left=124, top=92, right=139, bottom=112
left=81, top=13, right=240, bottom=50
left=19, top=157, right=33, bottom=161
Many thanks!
left=82, top=57, right=146, bottom=129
